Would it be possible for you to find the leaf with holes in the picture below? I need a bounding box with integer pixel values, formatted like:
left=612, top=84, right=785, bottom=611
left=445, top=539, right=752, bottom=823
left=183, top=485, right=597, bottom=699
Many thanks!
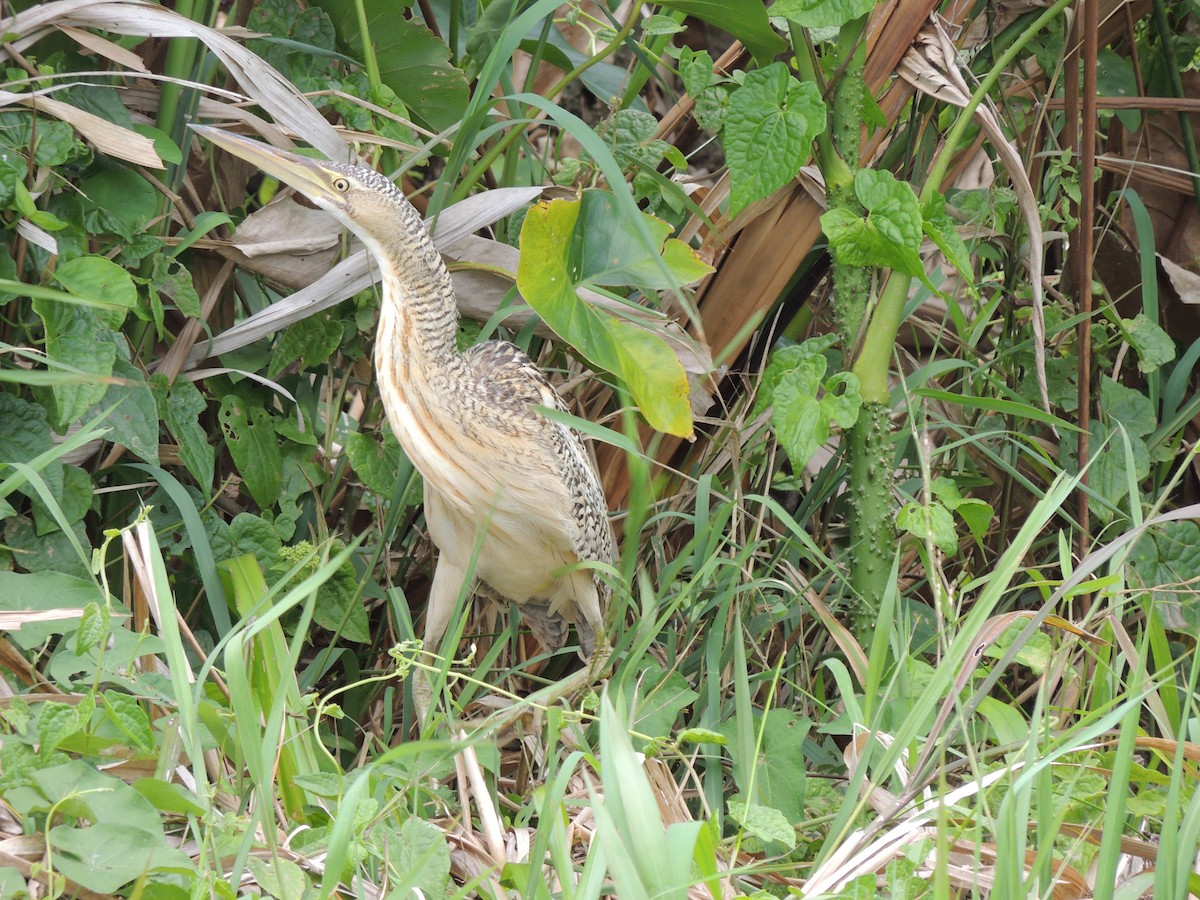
left=218, top=395, right=282, bottom=509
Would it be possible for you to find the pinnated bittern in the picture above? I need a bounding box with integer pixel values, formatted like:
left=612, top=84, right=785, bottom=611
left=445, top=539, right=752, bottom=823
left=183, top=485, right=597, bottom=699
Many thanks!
left=194, top=126, right=615, bottom=722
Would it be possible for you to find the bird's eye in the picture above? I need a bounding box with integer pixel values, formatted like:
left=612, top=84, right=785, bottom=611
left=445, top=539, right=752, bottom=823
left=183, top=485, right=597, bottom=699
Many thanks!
left=332, top=177, right=350, bottom=192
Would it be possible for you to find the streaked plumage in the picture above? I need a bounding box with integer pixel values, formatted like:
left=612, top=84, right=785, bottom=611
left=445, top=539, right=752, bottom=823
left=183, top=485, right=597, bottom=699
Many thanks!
left=194, top=127, right=615, bottom=721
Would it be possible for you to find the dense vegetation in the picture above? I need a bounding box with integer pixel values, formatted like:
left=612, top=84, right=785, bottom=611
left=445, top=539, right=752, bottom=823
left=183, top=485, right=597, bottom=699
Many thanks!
left=0, top=0, right=1198, bottom=896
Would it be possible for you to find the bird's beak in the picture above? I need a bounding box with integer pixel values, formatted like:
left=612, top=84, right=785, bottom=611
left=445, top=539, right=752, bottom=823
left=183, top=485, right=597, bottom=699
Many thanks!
left=191, top=125, right=342, bottom=205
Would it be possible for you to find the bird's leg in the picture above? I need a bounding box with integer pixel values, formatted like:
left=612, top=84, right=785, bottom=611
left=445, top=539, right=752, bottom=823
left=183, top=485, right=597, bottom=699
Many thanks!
left=413, top=557, right=469, bottom=728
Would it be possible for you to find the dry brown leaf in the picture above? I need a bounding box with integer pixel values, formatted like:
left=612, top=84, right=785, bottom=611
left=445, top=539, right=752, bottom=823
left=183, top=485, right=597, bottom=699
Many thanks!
left=57, top=23, right=149, bottom=72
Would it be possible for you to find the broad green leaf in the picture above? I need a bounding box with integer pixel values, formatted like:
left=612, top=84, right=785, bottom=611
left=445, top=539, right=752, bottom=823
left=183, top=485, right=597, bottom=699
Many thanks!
left=576, top=190, right=712, bottom=289
left=773, top=0, right=877, bottom=28
left=0, top=571, right=105, bottom=648
left=517, top=194, right=698, bottom=437
left=632, top=663, right=699, bottom=740
left=758, top=338, right=859, bottom=470
left=1100, top=377, right=1155, bottom=437
left=823, top=371, right=861, bottom=428
left=75, top=602, right=109, bottom=655
left=79, top=168, right=158, bottom=239
left=727, top=798, right=797, bottom=849
left=31, top=463, right=92, bottom=535
left=922, top=193, right=974, bottom=286
left=53, top=256, right=137, bottom=309
left=279, top=539, right=369, bottom=642
left=316, top=0, right=469, bottom=132
left=1123, top=313, right=1175, bottom=374
left=102, top=692, right=155, bottom=753
left=247, top=855, right=309, bottom=898
left=679, top=47, right=715, bottom=100
left=208, top=512, right=283, bottom=574
left=718, top=709, right=810, bottom=823
left=83, top=356, right=159, bottom=466
left=822, top=169, right=924, bottom=276
left=724, top=63, right=825, bottom=217
left=773, top=379, right=825, bottom=469
left=898, top=500, right=958, bottom=555
left=269, top=311, right=342, bottom=378
left=30, top=300, right=121, bottom=427
left=392, top=817, right=451, bottom=898
left=37, top=701, right=83, bottom=759
left=655, top=0, right=785, bottom=63
left=49, top=823, right=193, bottom=893
left=132, top=778, right=207, bottom=816
left=1129, top=521, right=1200, bottom=629
left=218, top=394, right=282, bottom=509
left=345, top=429, right=402, bottom=495
left=0, top=393, right=56, bottom=494
left=5, top=517, right=90, bottom=580
left=150, top=375, right=214, bottom=490
left=151, top=257, right=202, bottom=324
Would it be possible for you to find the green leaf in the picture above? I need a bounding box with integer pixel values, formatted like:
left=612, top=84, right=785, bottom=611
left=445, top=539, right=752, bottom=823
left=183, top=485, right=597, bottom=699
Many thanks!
left=679, top=48, right=715, bottom=100
left=83, top=355, right=160, bottom=466
left=102, top=692, right=155, bottom=753
left=822, top=371, right=861, bottom=428
left=718, top=709, right=810, bottom=822
left=1128, top=520, right=1200, bottom=629
left=132, top=778, right=206, bottom=816
left=31, top=463, right=91, bottom=535
left=5, top=517, right=90, bottom=579
left=517, top=194, right=698, bottom=437
left=0, top=571, right=106, bottom=648
left=772, top=0, right=876, bottom=28
left=1100, top=377, right=1155, bottom=437
left=822, top=169, right=925, bottom=276
left=632, top=664, right=699, bottom=740
left=49, top=823, right=193, bottom=893
left=247, top=854, right=309, bottom=898
left=392, top=817, right=451, bottom=898
left=727, top=798, right=797, bottom=849
left=1122, top=313, right=1175, bottom=374
left=79, top=169, right=158, bottom=239
left=654, top=0, right=785, bottom=63
left=269, top=312, right=342, bottom=378
left=208, top=512, right=283, bottom=574
left=151, top=375, right=214, bottom=490
left=922, top=193, right=974, bottom=285
left=724, top=63, right=825, bottom=217
left=219, top=394, right=282, bottom=509
left=151, top=256, right=202, bottom=322
left=344, top=429, right=402, bottom=495
left=316, top=0, right=469, bottom=132
left=773, top=378, right=826, bottom=469
left=53, top=256, right=137, bottom=310
left=30, top=301, right=121, bottom=427
left=897, top=500, right=958, bottom=555
left=75, top=602, right=109, bottom=655
left=38, top=701, right=83, bottom=759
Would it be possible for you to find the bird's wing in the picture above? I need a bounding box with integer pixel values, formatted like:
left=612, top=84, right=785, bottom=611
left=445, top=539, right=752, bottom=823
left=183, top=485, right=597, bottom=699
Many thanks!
left=464, top=340, right=617, bottom=572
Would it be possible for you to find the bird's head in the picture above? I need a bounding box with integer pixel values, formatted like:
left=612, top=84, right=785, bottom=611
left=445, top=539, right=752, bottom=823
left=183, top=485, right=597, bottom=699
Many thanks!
left=192, top=125, right=412, bottom=246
